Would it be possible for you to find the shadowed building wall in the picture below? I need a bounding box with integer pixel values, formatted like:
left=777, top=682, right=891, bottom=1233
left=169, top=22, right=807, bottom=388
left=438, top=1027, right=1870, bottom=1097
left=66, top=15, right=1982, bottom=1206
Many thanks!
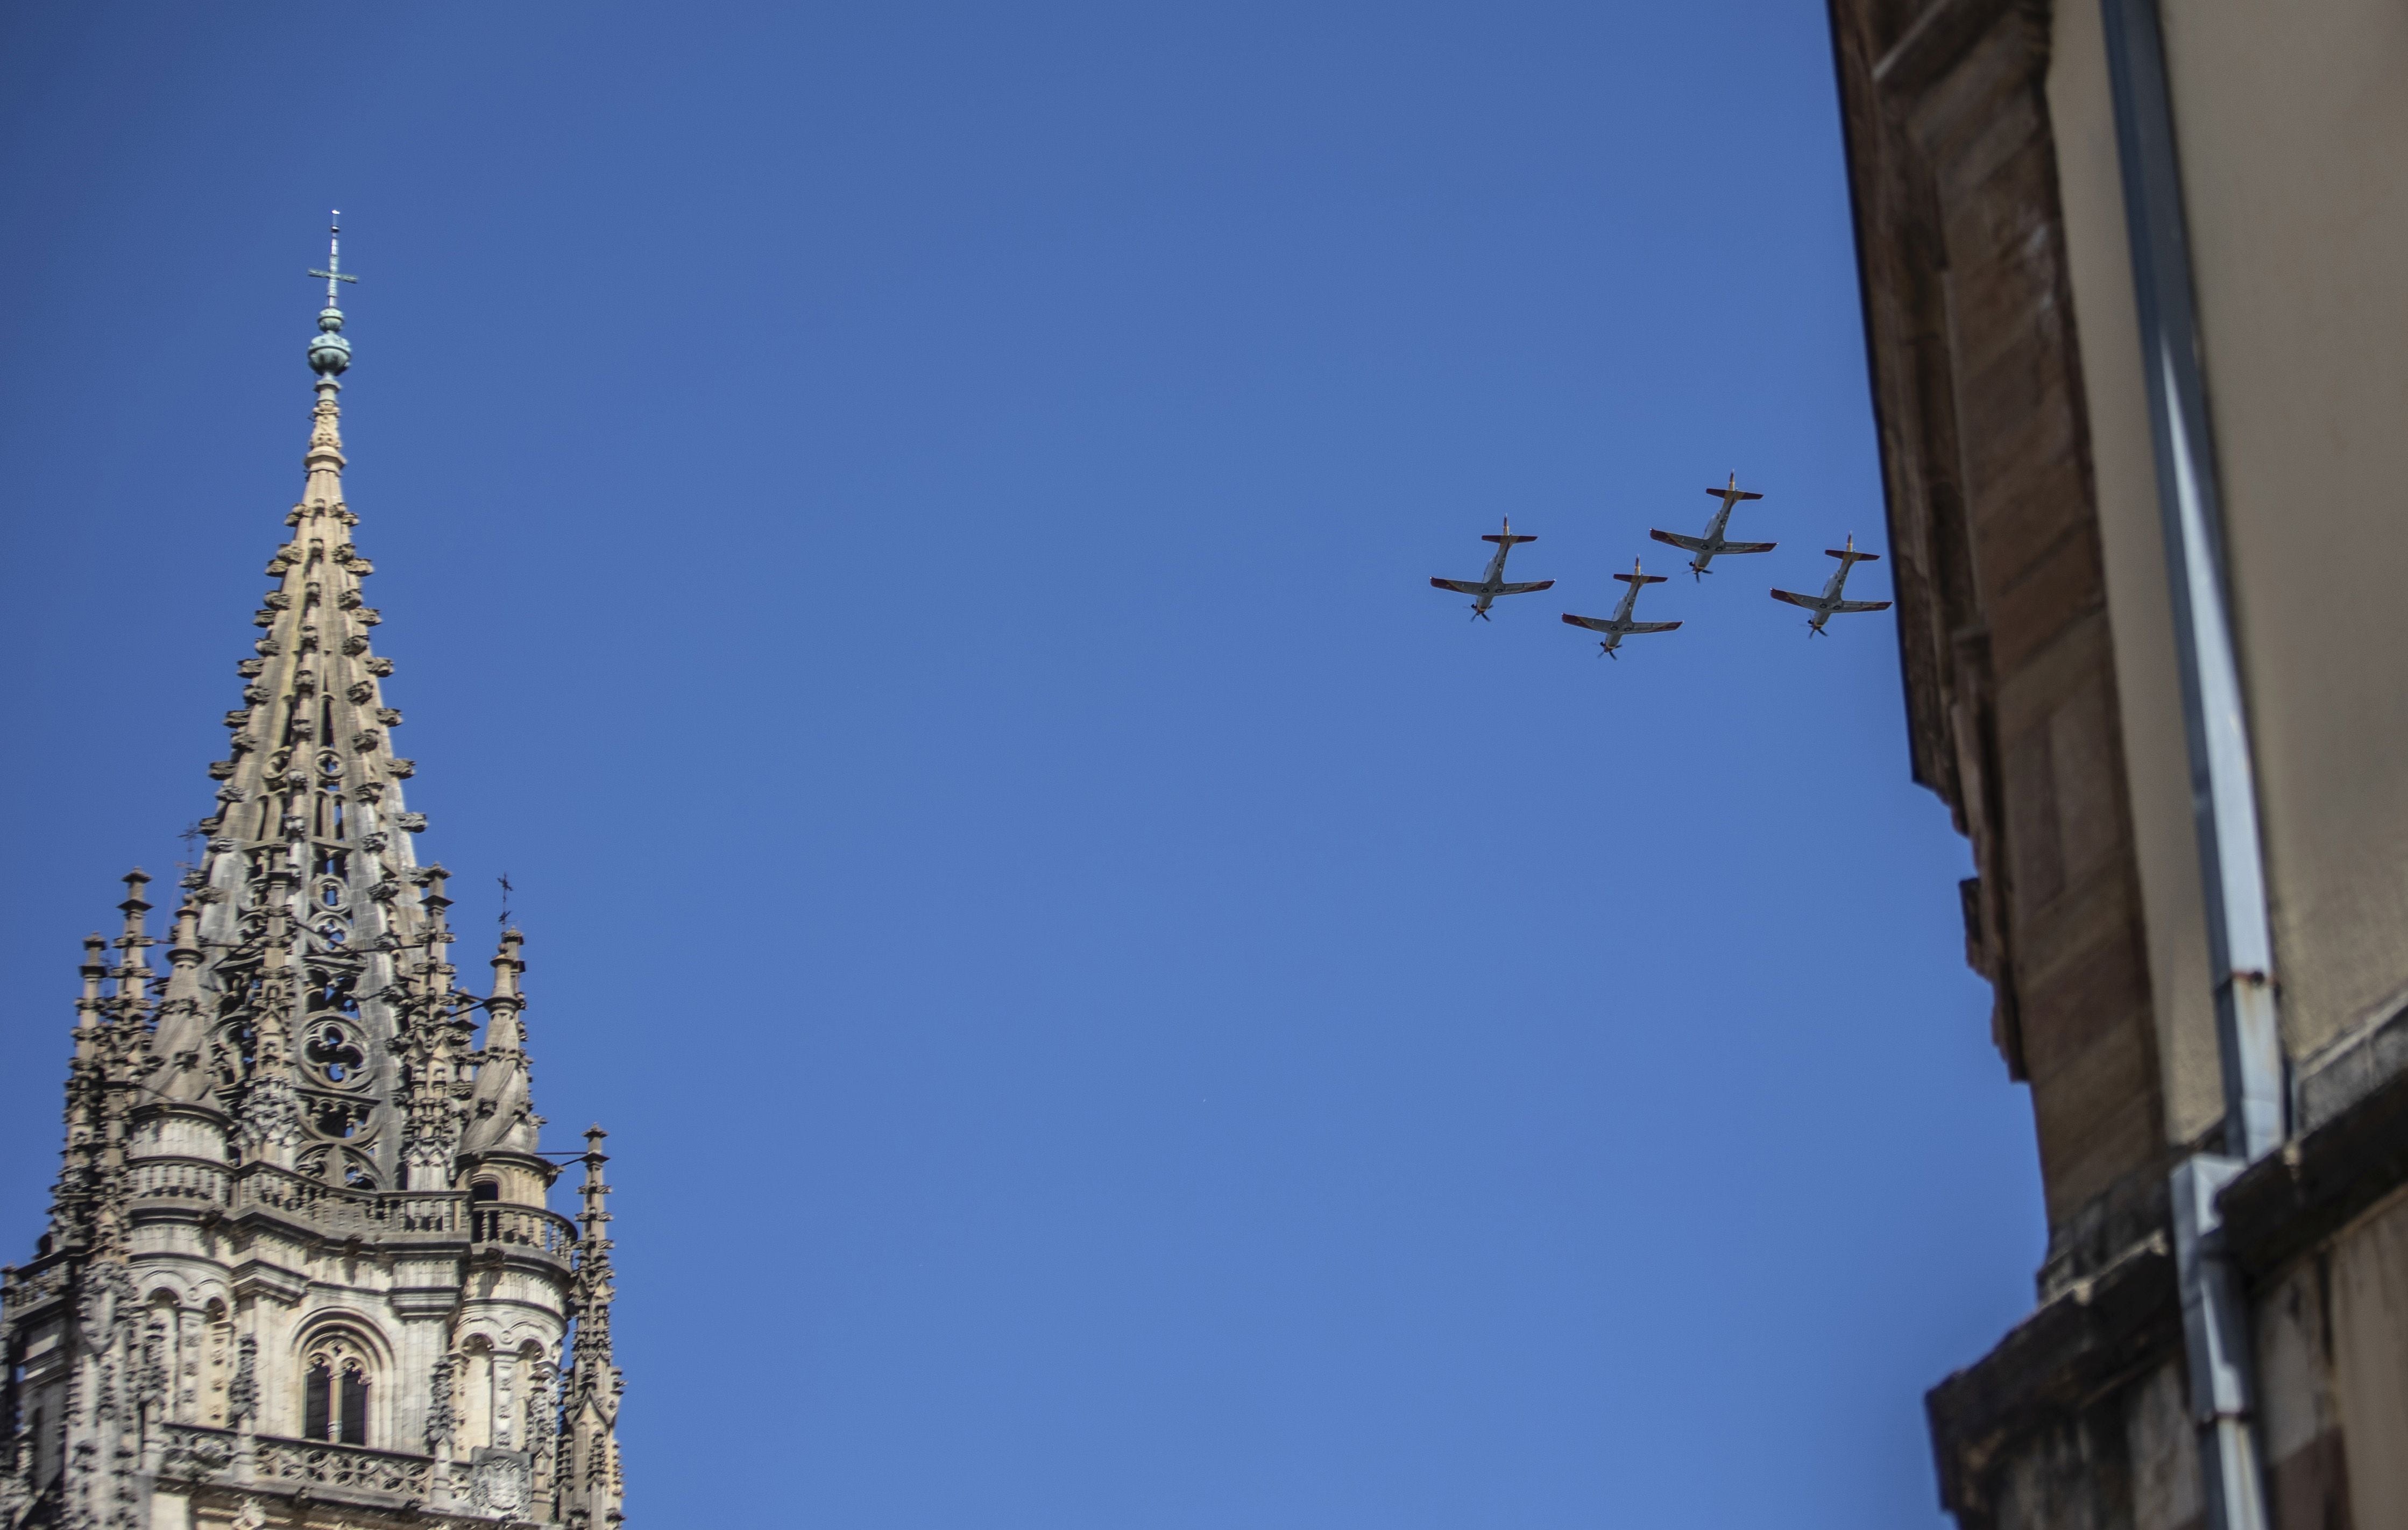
left=1824, top=1, right=2408, bottom=1525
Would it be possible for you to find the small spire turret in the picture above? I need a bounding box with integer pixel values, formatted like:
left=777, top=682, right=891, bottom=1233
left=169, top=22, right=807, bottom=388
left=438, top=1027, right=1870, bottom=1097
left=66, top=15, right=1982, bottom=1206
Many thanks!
left=48, top=933, right=114, bottom=1249
left=487, top=927, right=527, bottom=1045
left=559, top=1125, right=625, bottom=1530
left=575, top=1127, right=613, bottom=1250
left=75, top=933, right=107, bottom=1044
left=461, top=926, right=540, bottom=1157
left=112, top=869, right=154, bottom=1017
left=150, top=900, right=214, bottom=1102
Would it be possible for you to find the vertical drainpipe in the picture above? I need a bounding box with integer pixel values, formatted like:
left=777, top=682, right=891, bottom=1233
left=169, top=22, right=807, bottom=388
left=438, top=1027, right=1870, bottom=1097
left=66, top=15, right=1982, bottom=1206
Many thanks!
left=2097, top=3, right=2284, bottom=1528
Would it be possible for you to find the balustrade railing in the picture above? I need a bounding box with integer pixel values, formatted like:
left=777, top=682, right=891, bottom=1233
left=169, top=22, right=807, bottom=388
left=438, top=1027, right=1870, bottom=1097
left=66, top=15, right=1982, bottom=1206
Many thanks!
left=129, top=1161, right=569, bottom=1258
left=471, top=1203, right=578, bottom=1258
left=128, top=1157, right=231, bottom=1206
left=254, top=1435, right=438, bottom=1500
left=157, top=1423, right=483, bottom=1511
left=224, top=1165, right=466, bottom=1241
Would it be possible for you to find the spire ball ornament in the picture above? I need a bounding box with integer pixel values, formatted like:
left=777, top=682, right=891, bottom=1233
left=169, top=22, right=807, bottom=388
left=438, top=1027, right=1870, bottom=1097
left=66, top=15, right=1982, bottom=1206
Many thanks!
left=308, top=313, right=351, bottom=377
left=306, top=210, right=359, bottom=377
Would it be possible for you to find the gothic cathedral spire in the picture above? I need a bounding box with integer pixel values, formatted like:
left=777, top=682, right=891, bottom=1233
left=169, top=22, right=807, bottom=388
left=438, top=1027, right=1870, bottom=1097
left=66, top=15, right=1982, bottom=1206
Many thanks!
left=1, top=219, right=626, bottom=1530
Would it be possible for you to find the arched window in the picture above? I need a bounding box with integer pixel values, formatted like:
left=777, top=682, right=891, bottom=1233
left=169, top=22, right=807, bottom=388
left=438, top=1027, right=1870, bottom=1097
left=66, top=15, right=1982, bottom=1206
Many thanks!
left=300, top=1330, right=374, bottom=1447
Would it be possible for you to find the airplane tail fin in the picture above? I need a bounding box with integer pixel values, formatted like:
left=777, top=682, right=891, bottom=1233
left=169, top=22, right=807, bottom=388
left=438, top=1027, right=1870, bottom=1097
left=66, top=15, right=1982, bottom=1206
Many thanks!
left=1825, top=546, right=1881, bottom=564
left=1612, top=571, right=1667, bottom=586
left=1707, top=486, right=1765, bottom=500
left=1482, top=533, right=1538, bottom=546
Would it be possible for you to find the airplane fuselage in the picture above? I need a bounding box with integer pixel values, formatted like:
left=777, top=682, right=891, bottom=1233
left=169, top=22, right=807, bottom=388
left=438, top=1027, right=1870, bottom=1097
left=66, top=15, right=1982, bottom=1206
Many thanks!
left=1687, top=494, right=1740, bottom=576
left=1807, top=562, right=1857, bottom=630
left=1469, top=542, right=1512, bottom=612
left=1598, top=580, right=1641, bottom=647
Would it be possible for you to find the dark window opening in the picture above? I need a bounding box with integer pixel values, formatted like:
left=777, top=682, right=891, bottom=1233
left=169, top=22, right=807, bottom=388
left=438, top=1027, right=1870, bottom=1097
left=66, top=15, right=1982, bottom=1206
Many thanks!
left=339, top=1364, right=369, bottom=1446
left=304, top=1361, right=331, bottom=1440
left=471, top=1179, right=500, bottom=1241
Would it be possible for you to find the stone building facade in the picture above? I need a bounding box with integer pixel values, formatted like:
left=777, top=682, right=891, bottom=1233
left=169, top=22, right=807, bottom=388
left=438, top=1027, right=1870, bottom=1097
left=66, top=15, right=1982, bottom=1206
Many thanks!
left=0, top=232, right=626, bottom=1530
left=1824, top=1, right=2408, bottom=1526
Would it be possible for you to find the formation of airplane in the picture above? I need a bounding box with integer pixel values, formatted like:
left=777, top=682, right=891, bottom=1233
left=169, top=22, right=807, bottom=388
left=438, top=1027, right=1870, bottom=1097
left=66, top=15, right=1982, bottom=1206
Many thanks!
left=1770, top=534, right=1893, bottom=636
left=1428, top=518, right=1555, bottom=620
left=1428, top=476, right=1892, bottom=654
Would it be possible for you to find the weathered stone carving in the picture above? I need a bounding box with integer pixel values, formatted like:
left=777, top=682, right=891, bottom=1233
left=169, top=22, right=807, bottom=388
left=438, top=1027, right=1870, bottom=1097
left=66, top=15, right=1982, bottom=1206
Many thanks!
left=424, top=1355, right=457, bottom=1454
left=227, top=1336, right=258, bottom=1426
left=468, top=1450, right=533, bottom=1519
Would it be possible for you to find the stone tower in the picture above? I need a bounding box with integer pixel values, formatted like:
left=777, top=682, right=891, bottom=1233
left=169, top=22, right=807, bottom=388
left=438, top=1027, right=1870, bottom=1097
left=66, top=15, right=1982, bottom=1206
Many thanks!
left=0, top=223, right=626, bottom=1530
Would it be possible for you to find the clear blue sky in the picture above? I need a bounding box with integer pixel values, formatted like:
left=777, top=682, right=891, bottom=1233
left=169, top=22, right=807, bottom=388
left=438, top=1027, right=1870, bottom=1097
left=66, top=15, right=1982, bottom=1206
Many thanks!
left=0, top=5, right=2044, bottom=1526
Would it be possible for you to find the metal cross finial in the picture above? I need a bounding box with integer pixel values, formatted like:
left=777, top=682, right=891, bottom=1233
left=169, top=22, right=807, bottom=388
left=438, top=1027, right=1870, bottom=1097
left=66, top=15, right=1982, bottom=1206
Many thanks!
left=308, top=210, right=359, bottom=308
left=498, top=872, right=513, bottom=927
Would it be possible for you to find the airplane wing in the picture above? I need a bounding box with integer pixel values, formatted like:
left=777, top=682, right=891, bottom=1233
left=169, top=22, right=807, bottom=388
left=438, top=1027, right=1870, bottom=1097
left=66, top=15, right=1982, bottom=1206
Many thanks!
left=1560, top=613, right=1616, bottom=634
left=1769, top=589, right=1822, bottom=610
left=1430, top=578, right=1486, bottom=595
left=1716, top=539, right=1777, bottom=555
left=1649, top=529, right=1711, bottom=553
left=1829, top=599, right=1893, bottom=614
left=1492, top=580, right=1554, bottom=595
left=1623, top=620, right=1682, bottom=635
